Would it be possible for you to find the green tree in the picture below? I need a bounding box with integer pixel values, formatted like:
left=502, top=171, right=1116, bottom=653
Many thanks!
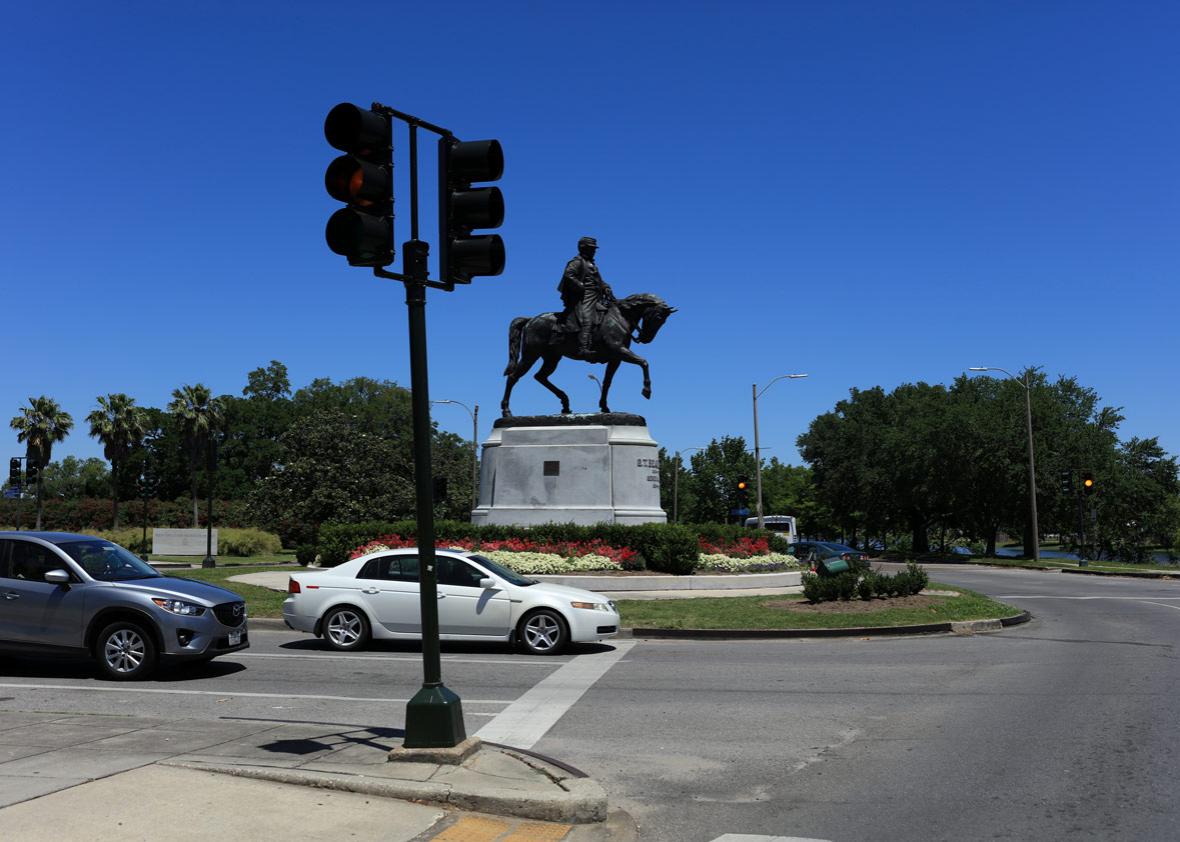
left=683, top=436, right=756, bottom=524
left=41, top=456, right=110, bottom=499
left=167, top=384, right=225, bottom=526
left=243, top=360, right=292, bottom=401
left=248, top=409, right=416, bottom=545
left=10, top=396, right=74, bottom=529
left=86, top=393, right=147, bottom=528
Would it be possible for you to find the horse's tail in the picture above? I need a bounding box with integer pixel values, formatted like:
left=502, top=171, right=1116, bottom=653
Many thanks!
left=504, top=317, right=529, bottom=375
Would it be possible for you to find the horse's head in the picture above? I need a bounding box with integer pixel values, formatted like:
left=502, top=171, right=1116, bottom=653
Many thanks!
left=635, top=299, right=677, bottom=344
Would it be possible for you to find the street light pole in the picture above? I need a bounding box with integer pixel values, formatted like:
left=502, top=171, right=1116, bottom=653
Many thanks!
left=430, top=399, right=479, bottom=512
left=673, top=446, right=706, bottom=524
left=752, top=374, right=808, bottom=529
left=969, top=366, right=1039, bottom=562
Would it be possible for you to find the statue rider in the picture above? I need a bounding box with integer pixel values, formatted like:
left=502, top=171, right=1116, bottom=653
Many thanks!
left=557, top=236, right=615, bottom=358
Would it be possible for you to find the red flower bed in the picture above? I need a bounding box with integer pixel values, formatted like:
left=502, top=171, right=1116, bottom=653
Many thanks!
left=698, top=536, right=770, bottom=558
left=350, top=534, right=639, bottom=568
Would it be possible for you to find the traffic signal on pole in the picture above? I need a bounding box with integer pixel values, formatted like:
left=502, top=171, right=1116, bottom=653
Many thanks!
left=438, top=137, right=505, bottom=286
left=25, top=459, right=39, bottom=487
left=7, top=458, right=20, bottom=488
left=324, top=103, right=394, bottom=267
left=432, top=475, right=448, bottom=505
left=1082, top=472, right=1095, bottom=496
left=736, top=478, right=749, bottom=508
left=1060, top=470, right=1074, bottom=495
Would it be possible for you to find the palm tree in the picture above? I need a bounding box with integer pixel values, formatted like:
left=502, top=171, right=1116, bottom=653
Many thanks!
left=86, top=394, right=147, bottom=529
left=167, top=384, right=225, bottom=526
left=10, top=396, right=75, bottom=529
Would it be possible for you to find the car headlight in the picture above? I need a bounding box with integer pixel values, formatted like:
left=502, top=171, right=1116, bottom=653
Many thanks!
left=570, top=601, right=612, bottom=612
left=152, top=598, right=206, bottom=616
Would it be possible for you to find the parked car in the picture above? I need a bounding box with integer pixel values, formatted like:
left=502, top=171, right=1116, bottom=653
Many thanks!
left=0, top=532, right=249, bottom=680
left=283, top=548, right=621, bottom=655
left=787, top=541, right=872, bottom=571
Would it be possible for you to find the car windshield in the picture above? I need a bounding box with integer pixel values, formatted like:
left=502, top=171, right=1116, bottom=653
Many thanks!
left=466, top=553, right=536, bottom=587
left=821, top=543, right=857, bottom=553
left=58, top=540, right=161, bottom=581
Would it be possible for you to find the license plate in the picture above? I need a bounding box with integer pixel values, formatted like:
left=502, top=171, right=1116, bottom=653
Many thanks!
left=228, top=630, right=242, bottom=646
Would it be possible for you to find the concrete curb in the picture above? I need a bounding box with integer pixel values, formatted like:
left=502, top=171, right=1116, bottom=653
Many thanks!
left=630, top=611, right=1032, bottom=639
left=1060, top=567, right=1180, bottom=580
left=160, top=760, right=609, bottom=824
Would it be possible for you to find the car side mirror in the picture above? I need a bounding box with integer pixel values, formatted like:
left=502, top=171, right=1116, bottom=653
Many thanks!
left=479, top=577, right=496, bottom=590
left=44, top=569, right=71, bottom=586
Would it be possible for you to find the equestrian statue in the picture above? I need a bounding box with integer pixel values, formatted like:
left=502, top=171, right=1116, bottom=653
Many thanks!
left=501, top=236, right=676, bottom=417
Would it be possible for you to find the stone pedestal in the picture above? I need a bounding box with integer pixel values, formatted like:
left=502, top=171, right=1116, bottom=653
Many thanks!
left=471, top=413, right=667, bottom=526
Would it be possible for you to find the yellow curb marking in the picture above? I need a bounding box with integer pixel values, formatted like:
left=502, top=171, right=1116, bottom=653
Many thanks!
left=432, top=815, right=511, bottom=841
left=502, top=821, right=572, bottom=840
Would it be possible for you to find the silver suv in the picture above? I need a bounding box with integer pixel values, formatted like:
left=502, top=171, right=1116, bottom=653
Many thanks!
left=0, top=532, right=249, bottom=680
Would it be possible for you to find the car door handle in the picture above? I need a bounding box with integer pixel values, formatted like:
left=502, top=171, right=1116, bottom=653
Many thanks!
left=361, top=588, right=380, bottom=594
left=438, top=594, right=446, bottom=599
left=2, top=592, right=19, bottom=600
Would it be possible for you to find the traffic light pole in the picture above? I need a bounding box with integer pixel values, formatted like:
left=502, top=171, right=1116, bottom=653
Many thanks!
left=400, top=242, right=466, bottom=748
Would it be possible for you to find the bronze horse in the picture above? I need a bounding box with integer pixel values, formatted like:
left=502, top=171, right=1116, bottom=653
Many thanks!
left=501, top=293, right=676, bottom=417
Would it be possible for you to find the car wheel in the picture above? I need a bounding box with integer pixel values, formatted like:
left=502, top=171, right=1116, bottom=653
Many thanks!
left=322, top=606, right=371, bottom=651
left=518, top=609, right=569, bottom=656
left=95, top=620, right=159, bottom=681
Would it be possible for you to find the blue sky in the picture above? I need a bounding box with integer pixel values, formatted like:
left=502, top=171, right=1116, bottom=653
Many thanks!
left=3, top=1, right=1177, bottom=468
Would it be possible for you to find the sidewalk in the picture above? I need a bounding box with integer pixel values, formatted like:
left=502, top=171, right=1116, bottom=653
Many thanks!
left=0, top=711, right=624, bottom=841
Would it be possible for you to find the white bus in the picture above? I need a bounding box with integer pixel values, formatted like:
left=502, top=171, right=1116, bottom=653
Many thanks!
left=744, top=515, right=798, bottom=544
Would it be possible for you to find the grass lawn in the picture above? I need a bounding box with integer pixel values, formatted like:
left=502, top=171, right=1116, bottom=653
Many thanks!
left=616, top=583, right=1021, bottom=630
left=165, top=563, right=293, bottom=618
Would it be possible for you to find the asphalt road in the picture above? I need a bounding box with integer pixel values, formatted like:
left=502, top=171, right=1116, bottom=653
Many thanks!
left=0, top=565, right=1177, bottom=841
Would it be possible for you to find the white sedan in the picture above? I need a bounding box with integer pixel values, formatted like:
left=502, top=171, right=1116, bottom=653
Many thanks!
left=282, top=548, right=621, bottom=655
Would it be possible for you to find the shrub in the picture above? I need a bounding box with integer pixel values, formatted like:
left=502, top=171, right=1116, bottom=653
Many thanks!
left=856, top=572, right=877, bottom=600
left=904, top=561, right=928, bottom=594
left=218, top=528, right=283, bottom=557
left=628, top=524, right=699, bottom=575
left=295, top=544, right=317, bottom=566
left=94, top=528, right=150, bottom=555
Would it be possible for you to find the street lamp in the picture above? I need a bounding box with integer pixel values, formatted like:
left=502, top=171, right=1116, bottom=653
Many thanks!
left=673, top=446, right=706, bottom=524
left=969, top=366, right=1039, bottom=561
left=430, top=399, right=479, bottom=513
left=752, top=374, right=808, bottom=529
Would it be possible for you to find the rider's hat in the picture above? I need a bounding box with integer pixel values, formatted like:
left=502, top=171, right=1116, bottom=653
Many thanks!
left=578, top=236, right=598, bottom=248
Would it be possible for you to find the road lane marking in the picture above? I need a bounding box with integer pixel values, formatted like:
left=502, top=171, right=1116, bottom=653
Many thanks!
left=239, top=652, right=558, bottom=667
left=475, top=641, right=635, bottom=749
left=0, top=682, right=512, bottom=705
left=710, top=835, right=833, bottom=841
left=1141, top=601, right=1180, bottom=611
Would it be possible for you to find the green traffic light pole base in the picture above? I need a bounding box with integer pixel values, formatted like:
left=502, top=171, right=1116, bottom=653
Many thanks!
left=402, top=684, right=467, bottom=749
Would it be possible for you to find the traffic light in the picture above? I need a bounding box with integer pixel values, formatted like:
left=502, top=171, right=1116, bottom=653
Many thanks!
left=324, top=103, right=394, bottom=267
left=1082, top=472, right=1095, bottom=496
left=736, top=477, right=749, bottom=508
left=7, top=458, right=20, bottom=489
left=438, top=137, right=505, bottom=286
left=1059, top=470, right=1074, bottom=495
left=24, top=459, right=39, bottom=487
left=432, top=475, right=448, bottom=504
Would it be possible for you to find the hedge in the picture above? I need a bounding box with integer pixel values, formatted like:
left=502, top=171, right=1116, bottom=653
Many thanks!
left=0, top=497, right=257, bottom=534
left=316, top=520, right=732, bottom=575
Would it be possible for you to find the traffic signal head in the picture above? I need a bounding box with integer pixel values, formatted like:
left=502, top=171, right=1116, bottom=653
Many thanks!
left=324, top=103, right=393, bottom=267
left=1060, top=470, right=1074, bottom=495
left=432, top=475, right=448, bottom=504
left=25, top=459, right=39, bottom=486
left=736, top=478, right=749, bottom=505
left=1082, top=473, right=1095, bottom=495
left=439, top=137, right=505, bottom=286
left=8, top=458, right=20, bottom=488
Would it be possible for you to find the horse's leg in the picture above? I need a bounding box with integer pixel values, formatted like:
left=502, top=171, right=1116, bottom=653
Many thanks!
left=614, top=347, right=652, bottom=400
left=599, top=360, right=621, bottom=413
left=501, top=350, right=540, bottom=417
left=534, top=354, right=571, bottom=414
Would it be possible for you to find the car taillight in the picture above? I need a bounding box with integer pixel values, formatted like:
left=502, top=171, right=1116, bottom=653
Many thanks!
left=288, top=578, right=301, bottom=594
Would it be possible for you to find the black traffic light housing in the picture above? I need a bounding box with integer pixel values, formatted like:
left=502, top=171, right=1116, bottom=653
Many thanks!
left=736, top=477, right=750, bottom=508
left=24, top=458, right=39, bottom=487
left=1059, top=470, right=1074, bottom=495
left=432, top=475, right=448, bottom=505
left=324, top=103, right=394, bottom=267
left=1081, top=472, right=1095, bottom=496
left=438, top=137, right=505, bottom=286
left=7, top=458, right=20, bottom=489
